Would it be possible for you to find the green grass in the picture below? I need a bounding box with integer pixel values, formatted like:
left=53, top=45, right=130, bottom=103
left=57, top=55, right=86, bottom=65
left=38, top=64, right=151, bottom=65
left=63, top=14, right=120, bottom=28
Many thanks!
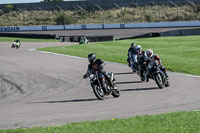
left=39, top=36, right=200, bottom=76
left=0, top=111, right=199, bottom=133
left=0, top=37, right=58, bottom=42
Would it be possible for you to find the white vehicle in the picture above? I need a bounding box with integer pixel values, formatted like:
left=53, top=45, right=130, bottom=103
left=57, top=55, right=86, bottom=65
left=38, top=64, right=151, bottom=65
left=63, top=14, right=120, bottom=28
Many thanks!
left=11, top=42, right=21, bottom=49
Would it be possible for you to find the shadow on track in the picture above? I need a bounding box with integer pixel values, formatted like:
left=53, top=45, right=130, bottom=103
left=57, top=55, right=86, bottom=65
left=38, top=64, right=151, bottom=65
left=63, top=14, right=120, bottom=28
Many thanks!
left=114, top=72, right=133, bottom=75
left=27, top=98, right=98, bottom=104
left=120, top=87, right=159, bottom=92
left=116, top=81, right=143, bottom=84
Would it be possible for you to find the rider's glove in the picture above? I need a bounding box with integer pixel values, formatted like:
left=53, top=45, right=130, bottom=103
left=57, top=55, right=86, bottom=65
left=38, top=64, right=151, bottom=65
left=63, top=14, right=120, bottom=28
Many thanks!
left=83, top=74, right=88, bottom=79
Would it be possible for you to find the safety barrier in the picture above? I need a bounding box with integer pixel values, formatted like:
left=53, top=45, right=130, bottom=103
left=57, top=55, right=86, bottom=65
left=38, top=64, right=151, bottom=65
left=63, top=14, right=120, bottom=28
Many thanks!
left=0, top=32, right=57, bottom=39
left=59, top=35, right=113, bottom=42
left=1, top=21, right=200, bottom=32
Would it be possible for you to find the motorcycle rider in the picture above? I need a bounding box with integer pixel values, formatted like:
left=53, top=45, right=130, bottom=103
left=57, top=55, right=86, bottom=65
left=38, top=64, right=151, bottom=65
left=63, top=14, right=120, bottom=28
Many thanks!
left=12, top=38, right=21, bottom=48
left=127, top=42, right=137, bottom=72
left=134, top=45, right=148, bottom=81
left=145, top=49, right=169, bottom=82
left=135, top=45, right=146, bottom=65
left=14, top=38, right=21, bottom=44
left=83, top=53, right=116, bottom=93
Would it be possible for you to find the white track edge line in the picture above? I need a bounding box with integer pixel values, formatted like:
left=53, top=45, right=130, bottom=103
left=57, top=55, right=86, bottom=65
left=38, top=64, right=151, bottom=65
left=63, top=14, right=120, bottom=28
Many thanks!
left=29, top=48, right=200, bottom=79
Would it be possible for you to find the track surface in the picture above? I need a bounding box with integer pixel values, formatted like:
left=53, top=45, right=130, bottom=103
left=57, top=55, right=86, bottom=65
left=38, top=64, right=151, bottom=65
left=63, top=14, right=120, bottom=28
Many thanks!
left=0, top=41, right=200, bottom=129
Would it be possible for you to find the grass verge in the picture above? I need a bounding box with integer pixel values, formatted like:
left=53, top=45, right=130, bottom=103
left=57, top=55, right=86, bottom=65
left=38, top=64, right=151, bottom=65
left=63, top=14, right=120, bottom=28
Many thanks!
left=0, top=37, right=58, bottom=42
left=0, top=111, right=199, bottom=133
left=38, top=36, right=200, bottom=76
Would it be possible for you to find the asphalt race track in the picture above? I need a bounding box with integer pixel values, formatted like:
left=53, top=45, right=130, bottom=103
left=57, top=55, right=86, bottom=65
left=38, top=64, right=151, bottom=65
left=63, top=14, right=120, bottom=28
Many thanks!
left=0, top=41, right=200, bottom=129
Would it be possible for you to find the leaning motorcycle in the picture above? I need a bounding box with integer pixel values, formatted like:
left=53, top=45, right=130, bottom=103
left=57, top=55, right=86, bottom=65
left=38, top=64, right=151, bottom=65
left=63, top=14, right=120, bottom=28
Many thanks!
left=148, top=61, right=169, bottom=89
left=85, top=72, right=120, bottom=100
left=11, top=42, right=21, bottom=49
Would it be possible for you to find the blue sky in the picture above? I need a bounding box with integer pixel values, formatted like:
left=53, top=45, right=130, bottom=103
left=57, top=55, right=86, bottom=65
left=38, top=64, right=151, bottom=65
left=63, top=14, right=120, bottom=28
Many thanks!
left=0, top=0, right=73, bottom=4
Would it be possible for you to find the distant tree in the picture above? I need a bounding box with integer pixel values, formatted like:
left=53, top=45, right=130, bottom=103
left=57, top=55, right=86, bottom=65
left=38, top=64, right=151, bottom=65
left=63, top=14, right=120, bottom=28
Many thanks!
left=5, top=4, right=14, bottom=12
left=56, top=13, right=73, bottom=25
left=42, top=0, right=63, bottom=2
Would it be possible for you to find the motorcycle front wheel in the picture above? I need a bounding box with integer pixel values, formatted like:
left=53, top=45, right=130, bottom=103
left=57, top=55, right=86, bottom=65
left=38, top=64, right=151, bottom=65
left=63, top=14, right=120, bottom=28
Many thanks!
left=111, top=83, right=120, bottom=98
left=155, top=73, right=164, bottom=89
left=92, top=85, right=105, bottom=100
left=140, top=70, right=146, bottom=82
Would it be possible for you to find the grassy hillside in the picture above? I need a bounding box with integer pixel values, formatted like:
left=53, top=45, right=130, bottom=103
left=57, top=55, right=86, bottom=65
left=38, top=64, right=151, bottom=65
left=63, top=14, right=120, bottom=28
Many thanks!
left=0, top=5, right=200, bottom=26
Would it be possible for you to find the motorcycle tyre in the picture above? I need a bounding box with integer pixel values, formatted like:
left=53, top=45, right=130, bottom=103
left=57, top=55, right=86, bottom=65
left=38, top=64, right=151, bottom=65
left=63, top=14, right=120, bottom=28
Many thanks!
left=111, top=83, right=120, bottom=98
left=155, top=73, right=164, bottom=89
left=111, top=89, right=120, bottom=98
left=92, top=85, right=105, bottom=100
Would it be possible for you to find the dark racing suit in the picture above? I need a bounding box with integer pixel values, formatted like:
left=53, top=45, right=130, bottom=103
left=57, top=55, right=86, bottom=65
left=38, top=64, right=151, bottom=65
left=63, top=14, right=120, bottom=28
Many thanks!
left=84, top=59, right=114, bottom=93
left=136, top=50, right=147, bottom=76
left=127, top=47, right=137, bottom=71
left=137, top=50, right=146, bottom=66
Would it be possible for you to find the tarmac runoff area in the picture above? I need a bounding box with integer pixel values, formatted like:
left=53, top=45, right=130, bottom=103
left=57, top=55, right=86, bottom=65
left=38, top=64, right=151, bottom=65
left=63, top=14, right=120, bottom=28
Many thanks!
left=0, top=41, right=200, bottom=129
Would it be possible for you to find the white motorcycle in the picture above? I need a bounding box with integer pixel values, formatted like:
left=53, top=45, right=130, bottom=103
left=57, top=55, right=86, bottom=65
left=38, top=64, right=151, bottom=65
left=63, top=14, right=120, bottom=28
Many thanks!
left=11, top=42, right=21, bottom=49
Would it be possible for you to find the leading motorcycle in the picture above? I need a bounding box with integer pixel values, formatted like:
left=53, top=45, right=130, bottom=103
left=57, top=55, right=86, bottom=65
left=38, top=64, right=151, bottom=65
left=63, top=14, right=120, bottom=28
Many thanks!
left=84, top=72, right=120, bottom=100
left=11, top=42, right=21, bottom=49
left=147, top=61, right=169, bottom=89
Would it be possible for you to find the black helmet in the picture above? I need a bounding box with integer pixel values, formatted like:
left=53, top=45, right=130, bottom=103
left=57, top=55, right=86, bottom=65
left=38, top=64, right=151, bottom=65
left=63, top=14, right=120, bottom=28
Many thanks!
left=131, top=43, right=136, bottom=47
left=88, top=53, right=96, bottom=63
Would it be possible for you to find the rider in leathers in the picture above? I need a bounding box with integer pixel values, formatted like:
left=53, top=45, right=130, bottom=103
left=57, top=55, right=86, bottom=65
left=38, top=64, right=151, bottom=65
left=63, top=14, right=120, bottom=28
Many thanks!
left=135, top=45, right=147, bottom=73
left=135, top=45, right=146, bottom=66
left=127, top=43, right=137, bottom=72
left=83, top=53, right=116, bottom=93
left=145, top=49, right=169, bottom=82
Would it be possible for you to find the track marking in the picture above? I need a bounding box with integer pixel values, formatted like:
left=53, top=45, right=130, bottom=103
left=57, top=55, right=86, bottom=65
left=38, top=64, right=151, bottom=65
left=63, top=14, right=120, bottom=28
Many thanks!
left=29, top=48, right=87, bottom=60
left=29, top=49, right=200, bottom=79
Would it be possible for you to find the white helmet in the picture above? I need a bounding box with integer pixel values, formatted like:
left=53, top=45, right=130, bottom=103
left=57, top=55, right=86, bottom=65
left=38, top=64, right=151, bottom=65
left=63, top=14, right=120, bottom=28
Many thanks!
left=146, top=49, right=153, bottom=57
left=136, top=45, right=142, bottom=52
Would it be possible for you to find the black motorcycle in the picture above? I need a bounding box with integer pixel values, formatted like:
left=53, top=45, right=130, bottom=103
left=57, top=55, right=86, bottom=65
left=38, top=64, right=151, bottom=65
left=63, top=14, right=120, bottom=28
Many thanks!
left=148, top=61, right=169, bottom=89
left=85, top=72, right=120, bottom=100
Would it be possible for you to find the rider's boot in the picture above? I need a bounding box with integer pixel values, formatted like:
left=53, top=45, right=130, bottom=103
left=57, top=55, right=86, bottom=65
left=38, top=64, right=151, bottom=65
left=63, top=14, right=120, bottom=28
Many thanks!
left=106, top=75, right=117, bottom=90
left=146, top=76, right=149, bottom=82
